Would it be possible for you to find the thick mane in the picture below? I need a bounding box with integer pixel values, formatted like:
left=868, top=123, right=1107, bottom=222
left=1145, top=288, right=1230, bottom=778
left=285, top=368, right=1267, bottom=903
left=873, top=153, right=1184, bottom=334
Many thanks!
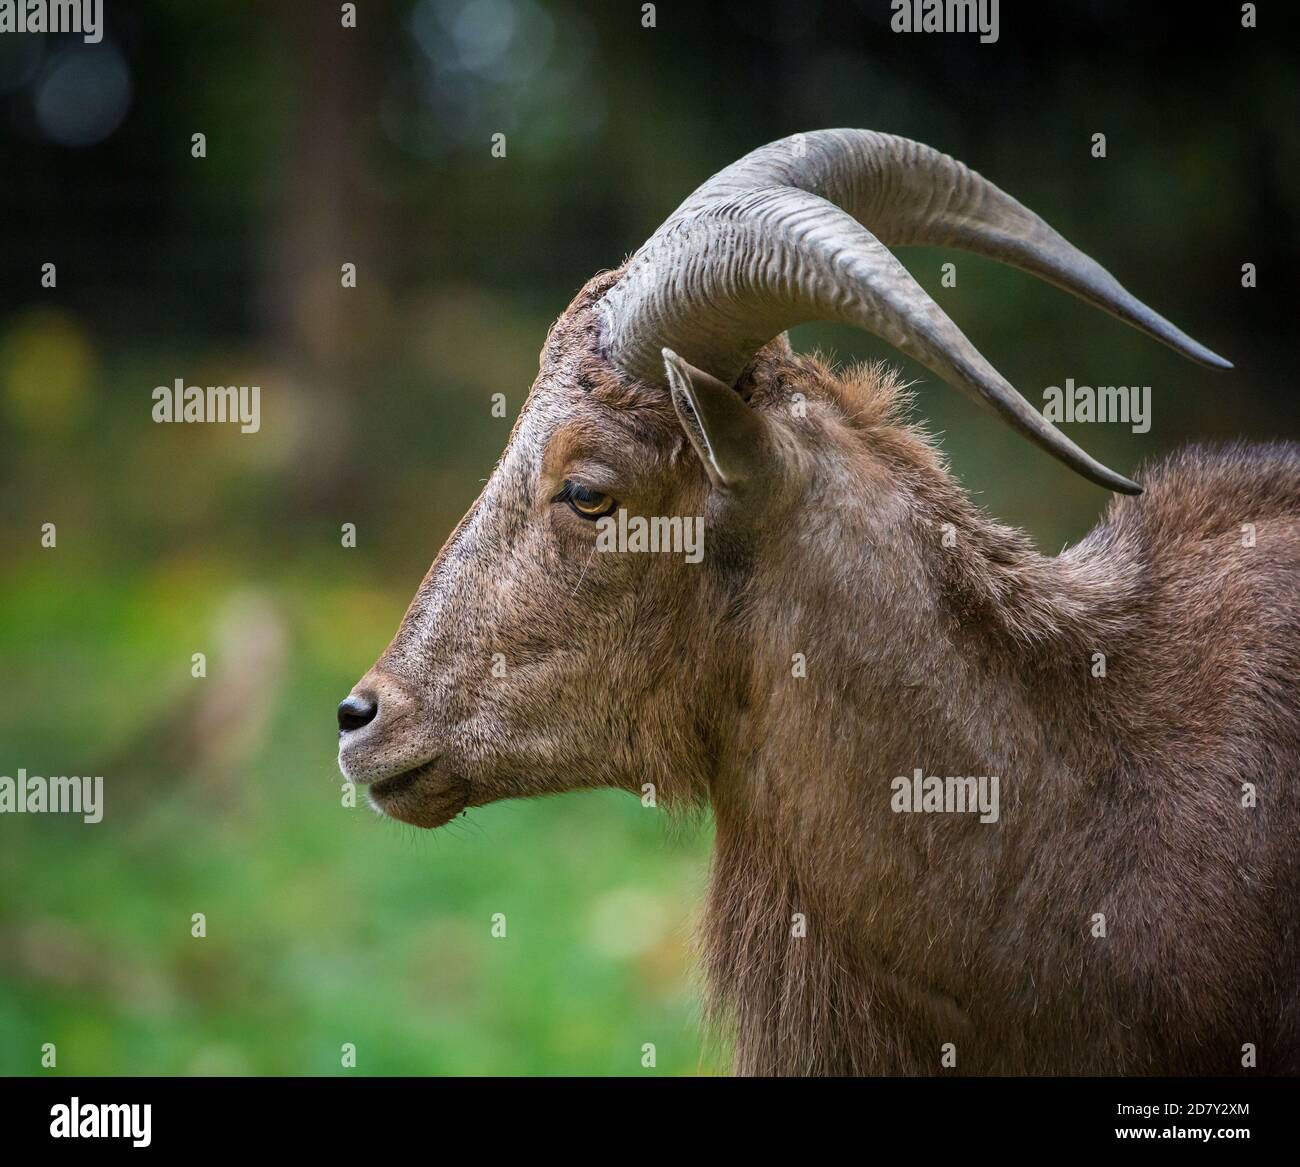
left=692, top=349, right=1300, bottom=1075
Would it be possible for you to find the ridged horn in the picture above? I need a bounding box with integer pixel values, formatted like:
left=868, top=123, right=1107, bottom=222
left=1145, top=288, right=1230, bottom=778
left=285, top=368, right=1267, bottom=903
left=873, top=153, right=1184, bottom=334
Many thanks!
left=597, top=129, right=1230, bottom=494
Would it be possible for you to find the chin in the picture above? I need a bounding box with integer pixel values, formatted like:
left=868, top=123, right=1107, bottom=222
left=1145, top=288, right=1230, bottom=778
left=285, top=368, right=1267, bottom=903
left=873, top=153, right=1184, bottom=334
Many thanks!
left=366, top=763, right=470, bottom=829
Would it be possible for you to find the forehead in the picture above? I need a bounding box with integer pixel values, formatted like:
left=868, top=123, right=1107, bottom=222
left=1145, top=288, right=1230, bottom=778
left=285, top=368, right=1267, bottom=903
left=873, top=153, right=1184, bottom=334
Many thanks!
left=501, top=270, right=682, bottom=483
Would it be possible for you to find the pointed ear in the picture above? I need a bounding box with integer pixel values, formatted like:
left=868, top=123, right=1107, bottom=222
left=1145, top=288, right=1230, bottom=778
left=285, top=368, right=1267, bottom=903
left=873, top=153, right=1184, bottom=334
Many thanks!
left=662, top=348, right=769, bottom=491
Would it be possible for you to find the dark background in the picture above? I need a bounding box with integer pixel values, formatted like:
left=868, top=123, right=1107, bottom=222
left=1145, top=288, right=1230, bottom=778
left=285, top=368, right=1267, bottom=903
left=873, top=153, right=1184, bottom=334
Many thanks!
left=1, top=0, right=1294, bottom=1074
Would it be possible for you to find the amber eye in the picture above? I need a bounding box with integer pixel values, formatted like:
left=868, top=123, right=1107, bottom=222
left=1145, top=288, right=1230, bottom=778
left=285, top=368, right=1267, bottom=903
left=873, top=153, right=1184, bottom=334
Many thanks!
left=557, top=480, right=617, bottom=519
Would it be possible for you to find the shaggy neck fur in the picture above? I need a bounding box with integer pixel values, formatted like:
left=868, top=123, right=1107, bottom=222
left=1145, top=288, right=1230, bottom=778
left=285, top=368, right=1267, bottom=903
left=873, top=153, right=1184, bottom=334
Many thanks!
left=697, top=353, right=1300, bottom=1075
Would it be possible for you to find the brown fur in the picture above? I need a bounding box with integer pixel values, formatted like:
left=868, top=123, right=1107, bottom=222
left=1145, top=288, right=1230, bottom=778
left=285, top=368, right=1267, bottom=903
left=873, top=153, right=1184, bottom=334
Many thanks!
left=342, top=270, right=1300, bottom=1075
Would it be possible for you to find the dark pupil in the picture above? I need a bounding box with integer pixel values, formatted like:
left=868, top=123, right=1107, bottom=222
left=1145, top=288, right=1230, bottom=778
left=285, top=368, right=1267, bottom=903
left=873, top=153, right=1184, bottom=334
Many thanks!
left=571, top=484, right=603, bottom=505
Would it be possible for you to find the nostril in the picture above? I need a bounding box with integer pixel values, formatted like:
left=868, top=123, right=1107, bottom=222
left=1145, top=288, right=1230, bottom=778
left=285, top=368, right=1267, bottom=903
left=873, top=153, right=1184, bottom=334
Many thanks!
left=338, top=692, right=379, bottom=734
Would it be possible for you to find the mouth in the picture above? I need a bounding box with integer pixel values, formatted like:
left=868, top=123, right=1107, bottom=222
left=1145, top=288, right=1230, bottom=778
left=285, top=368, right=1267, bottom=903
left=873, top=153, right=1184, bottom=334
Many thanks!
left=368, top=761, right=470, bottom=829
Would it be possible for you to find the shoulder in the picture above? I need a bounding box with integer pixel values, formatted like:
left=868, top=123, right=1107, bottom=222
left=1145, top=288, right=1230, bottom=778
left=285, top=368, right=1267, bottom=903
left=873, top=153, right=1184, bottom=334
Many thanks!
left=1106, top=441, right=1300, bottom=547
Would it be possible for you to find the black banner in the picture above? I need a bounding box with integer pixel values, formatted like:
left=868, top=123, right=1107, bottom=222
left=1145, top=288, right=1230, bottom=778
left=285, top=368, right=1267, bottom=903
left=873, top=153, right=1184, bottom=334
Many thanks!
left=2, top=1074, right=1293, bottom=1153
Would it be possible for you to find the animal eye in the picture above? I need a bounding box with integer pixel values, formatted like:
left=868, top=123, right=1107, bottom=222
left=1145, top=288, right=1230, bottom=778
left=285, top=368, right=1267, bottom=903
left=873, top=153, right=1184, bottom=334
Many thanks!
left=556, top=480, right=617, bottom=519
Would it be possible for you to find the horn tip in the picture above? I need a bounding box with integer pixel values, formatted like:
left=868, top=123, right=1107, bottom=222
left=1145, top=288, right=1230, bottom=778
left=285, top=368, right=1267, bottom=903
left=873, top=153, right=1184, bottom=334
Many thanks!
left=1105, top=469, right=1143, bottom=495
left=1178, top=336, right=1233, bottom=370
left=1085, top=457, right=1143, bottom=495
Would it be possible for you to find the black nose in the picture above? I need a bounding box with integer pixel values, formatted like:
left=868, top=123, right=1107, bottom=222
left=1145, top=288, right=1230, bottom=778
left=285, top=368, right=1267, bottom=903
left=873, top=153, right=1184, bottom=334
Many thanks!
left=338, top=693, right=379, bottom=734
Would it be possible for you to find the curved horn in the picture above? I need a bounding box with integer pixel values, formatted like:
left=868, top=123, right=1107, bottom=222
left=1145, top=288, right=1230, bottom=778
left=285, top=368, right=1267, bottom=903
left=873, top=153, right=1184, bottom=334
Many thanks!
left=598, top=129, right=1230, bottom=495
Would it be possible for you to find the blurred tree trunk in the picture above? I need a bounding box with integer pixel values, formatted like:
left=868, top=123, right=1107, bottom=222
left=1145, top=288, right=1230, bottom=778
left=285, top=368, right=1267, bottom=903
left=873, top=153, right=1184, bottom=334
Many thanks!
left=262, top=0, right=389, bottom=509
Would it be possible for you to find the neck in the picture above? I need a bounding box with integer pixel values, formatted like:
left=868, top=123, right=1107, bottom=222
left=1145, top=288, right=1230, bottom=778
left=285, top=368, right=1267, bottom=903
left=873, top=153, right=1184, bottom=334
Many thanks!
left=700, top=440, right=1141, bottom=1074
